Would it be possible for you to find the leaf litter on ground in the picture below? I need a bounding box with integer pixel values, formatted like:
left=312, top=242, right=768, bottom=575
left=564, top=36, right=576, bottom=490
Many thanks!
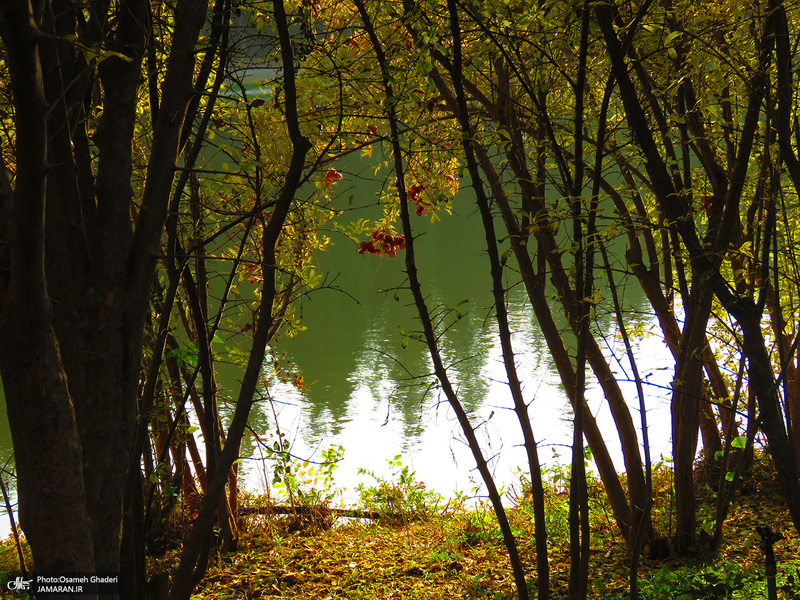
left=143, top=455, right=800, bottom=600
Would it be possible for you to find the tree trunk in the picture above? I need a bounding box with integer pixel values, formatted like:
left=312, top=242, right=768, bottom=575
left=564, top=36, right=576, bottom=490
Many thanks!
left=736, top=309, right=800, bottom=532
left=0, top=0, right=97, bottom=575
left=472, top=118, right=633, bottom=537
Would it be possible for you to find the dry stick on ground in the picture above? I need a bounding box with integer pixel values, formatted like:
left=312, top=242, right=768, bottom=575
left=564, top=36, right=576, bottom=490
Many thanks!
left=239, top=505, right=397, bottom=521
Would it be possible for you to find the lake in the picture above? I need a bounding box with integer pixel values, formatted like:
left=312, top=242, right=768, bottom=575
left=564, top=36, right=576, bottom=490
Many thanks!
left=229, top=161, right=676, bottom=505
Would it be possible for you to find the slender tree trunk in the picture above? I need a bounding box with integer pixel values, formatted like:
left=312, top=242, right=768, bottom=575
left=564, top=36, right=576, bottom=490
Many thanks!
left=568, top=6, right=592, bottom=597
left=356, top=2, right=530, bottom=597
left=446, top=17, right=548, bottom=600
left=168, top=0, right=311, bottom=596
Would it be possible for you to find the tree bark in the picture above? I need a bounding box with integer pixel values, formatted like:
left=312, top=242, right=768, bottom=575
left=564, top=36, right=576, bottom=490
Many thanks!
left=0, top=0, right=97, bottom=576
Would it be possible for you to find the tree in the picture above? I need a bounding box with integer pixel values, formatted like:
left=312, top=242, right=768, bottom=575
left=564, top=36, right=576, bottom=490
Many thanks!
left=596, top=0, right=800, bottom=546
left=308, top=0, right=800, bottom=559
left=0, top=1, right=318, bottom=597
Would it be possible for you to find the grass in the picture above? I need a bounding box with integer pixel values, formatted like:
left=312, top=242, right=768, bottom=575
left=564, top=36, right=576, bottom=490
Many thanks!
left=1, top=454, right=799, bottom=599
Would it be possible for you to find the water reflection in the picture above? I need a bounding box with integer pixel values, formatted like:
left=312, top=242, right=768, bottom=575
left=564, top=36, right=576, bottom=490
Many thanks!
left=237, top=197, right=675, bottom=503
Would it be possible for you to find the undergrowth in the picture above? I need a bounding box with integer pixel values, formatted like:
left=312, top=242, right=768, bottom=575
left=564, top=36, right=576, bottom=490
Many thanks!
left=0, top=453, right=798, bottom=599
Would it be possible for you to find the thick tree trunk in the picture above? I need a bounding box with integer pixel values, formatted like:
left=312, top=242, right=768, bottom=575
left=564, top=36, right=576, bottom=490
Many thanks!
left=670, top=353, right=702, bottom=551
left=737, top=309, right=800, bottom=532
left=39, top=0, right=148, bottom=580
left=0, top=327, right=97, bottom=575
left=0, top=0, right=97, bottom=576
left=671, top=285, right=714, bottom=552
left=1, top=0, right=208, bottom=594
left=790, top=361, right=800, bottom=462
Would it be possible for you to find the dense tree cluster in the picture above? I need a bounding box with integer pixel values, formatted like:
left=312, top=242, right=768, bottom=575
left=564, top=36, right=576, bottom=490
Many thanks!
left=1, top=0, right=799, bottom=598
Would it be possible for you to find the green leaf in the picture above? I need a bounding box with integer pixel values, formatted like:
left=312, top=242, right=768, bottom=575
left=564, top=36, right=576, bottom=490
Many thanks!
left=731, top=436, right=747, bottom=449
left=664, top=31, right=681, bottom=46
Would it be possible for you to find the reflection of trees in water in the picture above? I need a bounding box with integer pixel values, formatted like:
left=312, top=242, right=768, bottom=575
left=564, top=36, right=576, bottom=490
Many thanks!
left=347, top=310, right=434, bottom=439
left=232, top=190, right=670, bottom=469
left=350, top=289, right=496, bottom=440
left=255, top=281, right=500, bottom=448
left=136, top=242, right=666, bottom=487
left=434, top=303, right=490, bottom=415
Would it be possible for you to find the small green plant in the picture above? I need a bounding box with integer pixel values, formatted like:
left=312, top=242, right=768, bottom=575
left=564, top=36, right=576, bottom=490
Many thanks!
left=261, top=432, right=344, bottom=532
left=427, top=549, right=457, bottom=563
left=264, top=433, right=344, bottom=506
left=634, top=561, right=800, bottom=600
left=455, top=508, right=496, bottom=546
left=356, top=455, right=442, bottom=523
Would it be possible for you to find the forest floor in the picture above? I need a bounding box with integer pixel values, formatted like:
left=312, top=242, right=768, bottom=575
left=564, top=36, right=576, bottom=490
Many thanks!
left=148, top=455, right=800, bottom=600
left=1, top=454, right=799, bottom=599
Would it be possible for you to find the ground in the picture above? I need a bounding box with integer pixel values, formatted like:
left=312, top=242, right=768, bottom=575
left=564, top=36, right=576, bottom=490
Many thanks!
left=0, top=456, right=798, bottom=599
left=157, top=457, right=800, bottom=599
